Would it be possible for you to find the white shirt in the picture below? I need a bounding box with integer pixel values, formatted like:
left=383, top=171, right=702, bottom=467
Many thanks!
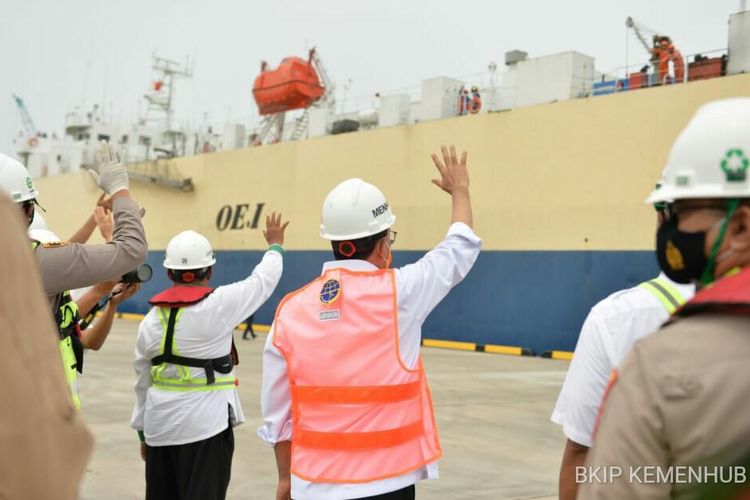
left=258, top=222, right=481, bottom=500
left=551, top=272, right=694, bottom=447
left=131, top=250, right=283, bottom=446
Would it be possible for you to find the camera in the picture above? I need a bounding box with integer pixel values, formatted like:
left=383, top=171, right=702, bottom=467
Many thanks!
left=122, top=264, right=153, bottom=284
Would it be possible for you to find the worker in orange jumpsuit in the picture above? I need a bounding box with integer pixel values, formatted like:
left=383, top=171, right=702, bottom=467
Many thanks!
left=652, top=37, right=672, bottom=85
left=670, top=43, right=685, bottom=83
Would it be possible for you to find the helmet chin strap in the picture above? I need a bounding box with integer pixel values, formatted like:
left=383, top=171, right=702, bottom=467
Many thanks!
left=700, top=198, right=740, bottom=286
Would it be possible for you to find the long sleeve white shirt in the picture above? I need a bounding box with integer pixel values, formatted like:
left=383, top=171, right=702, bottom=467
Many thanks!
left=550, top=273, right=694, bottom=447
left=258, top=222, right=481, bottom=500
left=131, top=250, right=283, bottom=446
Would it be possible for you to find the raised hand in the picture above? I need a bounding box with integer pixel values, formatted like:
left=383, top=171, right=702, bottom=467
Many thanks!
left=263, top=212, right=290, bottom=246
left=94, top=205, right=114, bottom=242
left=89, top=140, right=129, bottom=195
left=430, top=144, right=469, bottom=195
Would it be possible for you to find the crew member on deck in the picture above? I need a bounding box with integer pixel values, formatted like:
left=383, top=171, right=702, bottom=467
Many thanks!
left=132, top=217, right=287, bottom=500
left=258, top=145, right=481, bottom=500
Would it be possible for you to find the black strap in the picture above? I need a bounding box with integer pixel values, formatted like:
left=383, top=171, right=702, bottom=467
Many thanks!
left=151, top=308, right=233, bottom=385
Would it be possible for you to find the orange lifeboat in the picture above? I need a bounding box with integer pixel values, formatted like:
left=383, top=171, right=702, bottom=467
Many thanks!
left=252, top=56, right=324, bottom=115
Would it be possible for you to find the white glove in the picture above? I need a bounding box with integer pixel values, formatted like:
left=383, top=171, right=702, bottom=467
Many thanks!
left=89, top=140, right=129, bottom=195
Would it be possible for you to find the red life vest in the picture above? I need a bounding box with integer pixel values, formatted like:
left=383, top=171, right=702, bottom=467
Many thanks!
left=149, top=285, right=214, bottom=308
left=674, top=267, right=750, bottom=318
left=273, top=267, right=442, bottom=483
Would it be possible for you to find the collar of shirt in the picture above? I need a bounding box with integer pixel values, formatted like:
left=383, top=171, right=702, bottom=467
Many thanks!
left=321, top=259, right=378, bottom=274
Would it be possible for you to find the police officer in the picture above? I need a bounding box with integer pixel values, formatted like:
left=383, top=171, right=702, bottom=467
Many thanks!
left=552, top=195, right=695, bottom=500
left=580, top=98, right=750, bottom=499
left=0, top=140, right=147, bottom=408
left=132, top=214, right=287, bottom=500
left=0, top=141, right=147, bottom=299
left=258, top=145, right=481, bottom=500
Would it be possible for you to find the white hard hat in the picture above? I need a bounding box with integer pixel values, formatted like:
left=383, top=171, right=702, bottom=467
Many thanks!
left=320, top=178, right=396, bottom=240
left=0, top=154, right=38, bottom=203
left=647, top=98, right=750, bottom=203
left=29, top=212, right=49, bottom=231
left=28, top=228, right=61, bottom=244
left=164, top=230, right=216, bottom=270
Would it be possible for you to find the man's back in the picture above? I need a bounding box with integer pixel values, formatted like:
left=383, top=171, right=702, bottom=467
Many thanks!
left=581, top=313, right=750, bottom=499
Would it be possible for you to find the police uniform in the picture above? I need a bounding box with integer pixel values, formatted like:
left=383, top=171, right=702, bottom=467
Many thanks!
left=258, top=222, right=481, bottom=500
left=0, top=193, right=93, bottom=500
left=131, top=247, right=283, bottom=500
left=552, top=273, right=694, bottom=447
left=579, top=267, right=750, bottom=499
left=35, top=195, right=147, bottom=301
left=33, top=195, right=147, bottom=408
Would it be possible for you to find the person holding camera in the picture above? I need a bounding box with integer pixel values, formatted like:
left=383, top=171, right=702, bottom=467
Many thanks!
left=0, top=140, right=147, bottom=410
left=131, top=213, right=288, bottom=500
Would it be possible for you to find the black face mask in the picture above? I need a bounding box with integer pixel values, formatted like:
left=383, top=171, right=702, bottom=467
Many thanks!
left=655, top=217, right=708, bottom=284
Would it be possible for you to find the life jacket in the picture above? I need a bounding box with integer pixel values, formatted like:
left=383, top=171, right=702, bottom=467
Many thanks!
left=149, top=286, right=238, bottom=391
left=638, top=276, right=689, bottom=314
left=273, top=268, right=442, bottom=484
left=32, top=240, right=83, bottom=409
left=672, top=266, right=750, bottom=318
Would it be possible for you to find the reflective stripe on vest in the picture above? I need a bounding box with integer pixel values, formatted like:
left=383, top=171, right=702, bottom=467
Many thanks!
left=32, top=242, right=82, bottom=409
left=59, top=335, right=81, bottom=409
left=150, top=307, right=236, bottom=392
left=56, top=290, right=82, bottom=409
left=273, top=268, right=442, bottom=483
left=639, top=277, right=687, bottom=314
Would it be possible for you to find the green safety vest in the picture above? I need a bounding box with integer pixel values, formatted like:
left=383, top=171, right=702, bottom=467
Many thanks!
left=639, top=277, right=688, bottom=314
left=32, top=240, right=82, bottom=409
left=150, top=307, right=237, bottom=392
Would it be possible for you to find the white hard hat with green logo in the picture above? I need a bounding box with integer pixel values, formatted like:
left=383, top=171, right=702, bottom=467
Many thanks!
left=647, top=98, right=750, bottom=204
left=0, top=153, right=38, bottom=203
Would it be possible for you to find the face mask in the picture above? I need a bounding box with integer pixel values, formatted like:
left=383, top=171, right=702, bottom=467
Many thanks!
left=655, top=199, right=740, bottom=285
left=375, top=243, right=392, bottom=269
left=655, top=219, right=708, bottom=284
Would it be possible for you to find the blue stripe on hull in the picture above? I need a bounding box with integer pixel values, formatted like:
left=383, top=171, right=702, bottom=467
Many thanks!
left=122, top=250, right=660, bottom=354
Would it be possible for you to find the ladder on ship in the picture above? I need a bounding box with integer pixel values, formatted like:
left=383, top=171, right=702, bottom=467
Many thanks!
left=290, top=109, right=310, bottom=141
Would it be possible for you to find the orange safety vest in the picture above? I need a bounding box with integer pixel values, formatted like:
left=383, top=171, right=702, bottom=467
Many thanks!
left=273, top=267, right=442, bottom=484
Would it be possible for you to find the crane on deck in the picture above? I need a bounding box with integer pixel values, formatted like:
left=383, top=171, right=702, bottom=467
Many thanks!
left=12, top=94, right=39, bottom=137
left=625, top=17, right=684, bottom=84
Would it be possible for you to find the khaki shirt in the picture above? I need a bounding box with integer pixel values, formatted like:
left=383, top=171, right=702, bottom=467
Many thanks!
left=35, top=195, right=147, bottom=302
left=580, top=314, right=750, bottom=500
left=0, top=194, right=93, bottom=500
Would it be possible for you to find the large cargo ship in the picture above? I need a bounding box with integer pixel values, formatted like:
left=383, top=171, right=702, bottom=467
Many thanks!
left=28, top=11, right=750, bottom=355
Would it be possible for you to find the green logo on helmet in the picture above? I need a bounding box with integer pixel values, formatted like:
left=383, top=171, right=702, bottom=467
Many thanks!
left=721, top=149, right=749, bottom=182
left=25, top=177, right=33, bottom=189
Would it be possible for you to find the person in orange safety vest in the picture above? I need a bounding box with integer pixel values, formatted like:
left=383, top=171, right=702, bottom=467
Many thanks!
left=258, top=145, right=481, bottom=500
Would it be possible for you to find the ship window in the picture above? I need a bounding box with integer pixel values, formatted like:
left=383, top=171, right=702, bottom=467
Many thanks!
left=139, top=136, right=151, bottom=146
left=97, top=134, right=110, bottom=141
left=121, top=135, right=129, bottom=144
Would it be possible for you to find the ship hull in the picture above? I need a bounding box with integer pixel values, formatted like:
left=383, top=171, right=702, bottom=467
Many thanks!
left=34, top=73, right=750, bottom=354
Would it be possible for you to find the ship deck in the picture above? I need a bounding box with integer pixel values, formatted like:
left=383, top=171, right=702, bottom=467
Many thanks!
left=80, top=318, right=567, bottom=499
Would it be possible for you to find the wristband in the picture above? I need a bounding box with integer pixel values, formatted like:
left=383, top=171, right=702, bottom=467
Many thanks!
left=269, top=244, right=285, bottom=256
left=138, top=430, right=145, bottom=443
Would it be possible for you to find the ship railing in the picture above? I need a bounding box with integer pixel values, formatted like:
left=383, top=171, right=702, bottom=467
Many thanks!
left=594, top=47, right=728, bottom=96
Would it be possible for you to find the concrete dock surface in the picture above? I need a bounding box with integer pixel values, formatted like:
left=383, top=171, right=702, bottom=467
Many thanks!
left=79, top=318, right=567, bottom=499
